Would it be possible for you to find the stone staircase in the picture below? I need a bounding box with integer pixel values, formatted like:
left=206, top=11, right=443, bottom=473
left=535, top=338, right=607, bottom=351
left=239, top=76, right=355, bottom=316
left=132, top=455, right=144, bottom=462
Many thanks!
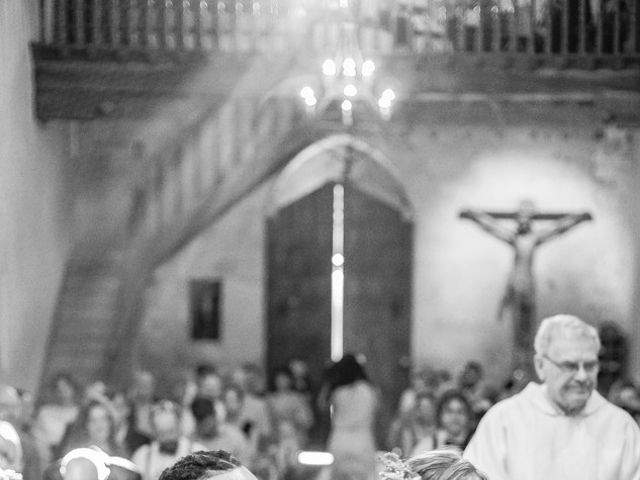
left=37, top=1, right=419, bottom=390
left=41, top=258, right=122, bottom=388
left=38, top=51, right=317, bottom=390
left=103, top=91, right=318, bottom=386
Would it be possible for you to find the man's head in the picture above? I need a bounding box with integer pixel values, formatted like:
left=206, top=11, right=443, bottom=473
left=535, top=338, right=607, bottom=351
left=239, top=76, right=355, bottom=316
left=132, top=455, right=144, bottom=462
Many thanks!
left=132, top=371, right=155, bottom=403
left=414, top=392, right=436, bottom=423
left=196, top=365, right=223, bottom=399
left=84, top=401, right=115, bottom=445
left=191, top=396, right=219, bottom=439
left=223, top=385, right=245, bottom=419
left=151, top=400, right=181, bottom=442
left=534, top=315, right=601, bottom=415
left=458, top=361, right=483, bottom=390
left=159, top=450, right=257, bottom=480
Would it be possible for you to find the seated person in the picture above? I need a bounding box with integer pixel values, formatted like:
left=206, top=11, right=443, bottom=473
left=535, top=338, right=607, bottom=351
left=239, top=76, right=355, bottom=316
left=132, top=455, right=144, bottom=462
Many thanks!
left=159, top=450, right=258, bottom=480
left=131, top=400, right=200, bottom=480
left=0, top=384, right=43, bottom=480
left=32, top=374, right=80, bottom=464
left=190, top=396, right=252, bottom=466
left=434, top=390, right=475, bottom=452
left=58, top=399, right=124, bottom=457
left=266, top=367, right=313, bottom=443
left=399, top=392, right=438, bottom=456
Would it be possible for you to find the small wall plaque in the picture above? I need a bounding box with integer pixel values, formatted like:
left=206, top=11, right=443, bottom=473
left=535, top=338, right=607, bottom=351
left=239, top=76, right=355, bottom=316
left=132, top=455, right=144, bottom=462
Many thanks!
left=189, top=279, right=222, bottom=340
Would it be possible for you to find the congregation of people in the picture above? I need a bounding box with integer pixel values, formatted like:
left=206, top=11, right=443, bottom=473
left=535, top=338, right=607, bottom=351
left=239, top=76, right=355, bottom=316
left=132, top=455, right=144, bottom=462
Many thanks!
left=0, top=315, right=640, bottom=480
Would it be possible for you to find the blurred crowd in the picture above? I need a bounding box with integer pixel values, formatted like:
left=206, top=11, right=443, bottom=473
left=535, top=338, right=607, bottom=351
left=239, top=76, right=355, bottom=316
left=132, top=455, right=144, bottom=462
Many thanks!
left=0, top=349, right=638, bottom=480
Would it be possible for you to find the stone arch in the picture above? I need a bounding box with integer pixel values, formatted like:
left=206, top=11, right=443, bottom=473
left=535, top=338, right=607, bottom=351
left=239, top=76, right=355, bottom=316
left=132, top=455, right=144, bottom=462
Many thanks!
left=266, top=133, right=413, bottom=219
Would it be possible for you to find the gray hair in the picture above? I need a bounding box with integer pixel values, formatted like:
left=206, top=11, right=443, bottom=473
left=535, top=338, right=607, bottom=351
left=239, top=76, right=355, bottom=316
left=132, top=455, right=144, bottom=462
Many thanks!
left=407, top=449, right=488, bottom=480
left=534, top=315, right=601, bottom=356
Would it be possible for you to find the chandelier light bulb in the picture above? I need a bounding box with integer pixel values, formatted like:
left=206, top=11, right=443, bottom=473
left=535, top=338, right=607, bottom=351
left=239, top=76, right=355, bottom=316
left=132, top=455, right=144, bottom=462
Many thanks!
left=298, top=451, right=334, bottom=466
left=381, top=88, right=396, bottom=101
left=378, top=89, right=394, bottom=120
left=300, top=86, right=315, bottom=99
left=378, top=97, right=391, bottom=109
left=344, top=84, right=357, bottom=97
left=341, top=99, right=352, bottom=112
left=343, top=57, right=356, bottom=77
left=362, top=59, right=375, bottom=77
left=322, top=59, right=337, bottom=76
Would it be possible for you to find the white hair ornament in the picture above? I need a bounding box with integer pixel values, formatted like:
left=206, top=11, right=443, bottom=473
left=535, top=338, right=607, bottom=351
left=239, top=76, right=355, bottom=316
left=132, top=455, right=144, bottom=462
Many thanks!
left=379, top=452, right=420, bottom=480
left=0, top=469, right=22, bottom=480
left=59, top=448, right=111, bottom=480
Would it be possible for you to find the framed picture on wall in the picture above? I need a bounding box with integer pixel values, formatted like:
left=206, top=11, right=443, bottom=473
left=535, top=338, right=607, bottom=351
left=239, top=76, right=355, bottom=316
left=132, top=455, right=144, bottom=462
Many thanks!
left=189, top=279, right=222, bottom=340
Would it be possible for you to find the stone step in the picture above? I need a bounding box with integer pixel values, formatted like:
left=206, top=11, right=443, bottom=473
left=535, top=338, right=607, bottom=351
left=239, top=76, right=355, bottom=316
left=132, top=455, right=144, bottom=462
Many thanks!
left=40, top=257, right=123, bottom=392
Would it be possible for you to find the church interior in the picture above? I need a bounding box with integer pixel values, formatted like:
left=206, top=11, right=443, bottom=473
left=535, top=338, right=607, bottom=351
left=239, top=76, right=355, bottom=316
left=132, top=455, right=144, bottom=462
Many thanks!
left=1, top=0, right=640, bottom=477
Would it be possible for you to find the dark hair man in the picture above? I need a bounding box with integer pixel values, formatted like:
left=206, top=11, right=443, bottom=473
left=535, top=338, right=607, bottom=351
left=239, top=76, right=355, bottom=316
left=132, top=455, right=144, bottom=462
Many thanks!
left=158, top=450, right=256, bottom=480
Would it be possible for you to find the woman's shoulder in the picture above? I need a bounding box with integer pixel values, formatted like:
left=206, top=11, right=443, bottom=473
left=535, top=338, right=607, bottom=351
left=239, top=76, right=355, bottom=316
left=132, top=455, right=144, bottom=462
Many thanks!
left=358, top=380, right=379, bottom=398
left=335, top=380, right=377, bottom=399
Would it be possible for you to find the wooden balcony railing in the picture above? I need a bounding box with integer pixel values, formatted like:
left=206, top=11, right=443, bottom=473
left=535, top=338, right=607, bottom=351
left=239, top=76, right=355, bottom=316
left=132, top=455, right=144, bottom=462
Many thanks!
left=39, top=0, right=640, bottom=59
left=393, top=0, right=639, bottom=55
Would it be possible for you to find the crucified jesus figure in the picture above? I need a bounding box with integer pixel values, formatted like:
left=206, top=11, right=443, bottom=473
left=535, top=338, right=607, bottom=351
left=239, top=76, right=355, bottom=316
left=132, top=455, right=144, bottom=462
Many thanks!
left=459, top=200, right=592, bottom=367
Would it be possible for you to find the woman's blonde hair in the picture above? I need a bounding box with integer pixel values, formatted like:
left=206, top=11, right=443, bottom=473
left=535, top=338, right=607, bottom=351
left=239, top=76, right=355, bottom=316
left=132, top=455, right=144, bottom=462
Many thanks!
left=407, top=449, right=488, bottom=480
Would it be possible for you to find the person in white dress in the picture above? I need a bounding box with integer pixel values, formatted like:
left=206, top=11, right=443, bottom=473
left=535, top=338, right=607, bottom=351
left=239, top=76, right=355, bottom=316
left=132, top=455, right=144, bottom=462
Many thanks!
left=319, top=354, right=379, bottom=480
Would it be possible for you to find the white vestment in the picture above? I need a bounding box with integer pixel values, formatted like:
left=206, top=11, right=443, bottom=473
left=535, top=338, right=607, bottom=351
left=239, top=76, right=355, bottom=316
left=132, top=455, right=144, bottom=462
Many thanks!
left=464, top=382, right=640, bottom=480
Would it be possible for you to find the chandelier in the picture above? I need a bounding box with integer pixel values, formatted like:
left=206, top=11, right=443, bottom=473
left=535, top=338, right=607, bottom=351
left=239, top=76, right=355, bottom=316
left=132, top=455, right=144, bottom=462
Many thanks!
left=299, top=14, right=396, bottom=125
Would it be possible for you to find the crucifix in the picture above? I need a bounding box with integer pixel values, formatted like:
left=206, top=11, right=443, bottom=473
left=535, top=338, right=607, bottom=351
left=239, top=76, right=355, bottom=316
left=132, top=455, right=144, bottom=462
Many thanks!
left=459, top=200, right=592, bottom=368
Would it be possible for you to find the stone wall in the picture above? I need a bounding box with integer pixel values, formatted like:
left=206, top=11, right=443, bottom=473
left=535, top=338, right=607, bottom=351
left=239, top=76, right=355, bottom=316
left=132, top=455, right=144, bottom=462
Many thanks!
left=0, top=1, right=72, bottom=391
left=137, top=107, right=640, bottom=390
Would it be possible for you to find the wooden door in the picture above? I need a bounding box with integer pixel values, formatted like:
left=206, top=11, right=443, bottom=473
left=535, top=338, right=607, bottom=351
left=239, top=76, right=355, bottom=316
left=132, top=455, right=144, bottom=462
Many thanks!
left=343, top=183, right=412, bottom=445
left=266, top=183, right=334, bottom=385
left=266, top=181, right=412, bottom=446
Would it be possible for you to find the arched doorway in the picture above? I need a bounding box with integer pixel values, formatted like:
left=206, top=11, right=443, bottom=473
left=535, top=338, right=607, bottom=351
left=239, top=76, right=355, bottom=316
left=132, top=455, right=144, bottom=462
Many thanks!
left=265, top=135, right=413, bottom=446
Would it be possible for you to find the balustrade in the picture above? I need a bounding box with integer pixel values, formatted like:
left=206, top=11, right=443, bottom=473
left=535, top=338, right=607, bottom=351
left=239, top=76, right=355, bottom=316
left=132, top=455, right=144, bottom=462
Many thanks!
left=392, top=0, right=639, bottom=54
left=40, top=0, right=310, bottom=52
left=125, top=95, right=296, bottom=239
left=39, top=0, right=638, bottom=56
left=41, top=0, right=640, bottom=242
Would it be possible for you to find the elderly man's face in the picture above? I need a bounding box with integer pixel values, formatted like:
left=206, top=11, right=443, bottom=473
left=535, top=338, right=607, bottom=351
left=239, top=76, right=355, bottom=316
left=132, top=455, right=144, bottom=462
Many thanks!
left=536, top=332, right=599, bottom=415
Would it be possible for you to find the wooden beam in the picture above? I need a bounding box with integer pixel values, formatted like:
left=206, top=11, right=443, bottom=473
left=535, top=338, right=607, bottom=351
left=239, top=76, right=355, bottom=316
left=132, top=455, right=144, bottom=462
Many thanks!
left=32, top=46, right=640, bottom=121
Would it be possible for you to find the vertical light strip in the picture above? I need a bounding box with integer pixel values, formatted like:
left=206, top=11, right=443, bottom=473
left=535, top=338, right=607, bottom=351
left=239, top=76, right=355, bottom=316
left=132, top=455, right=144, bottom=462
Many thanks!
left=331, top=184, right=345, bottom=362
